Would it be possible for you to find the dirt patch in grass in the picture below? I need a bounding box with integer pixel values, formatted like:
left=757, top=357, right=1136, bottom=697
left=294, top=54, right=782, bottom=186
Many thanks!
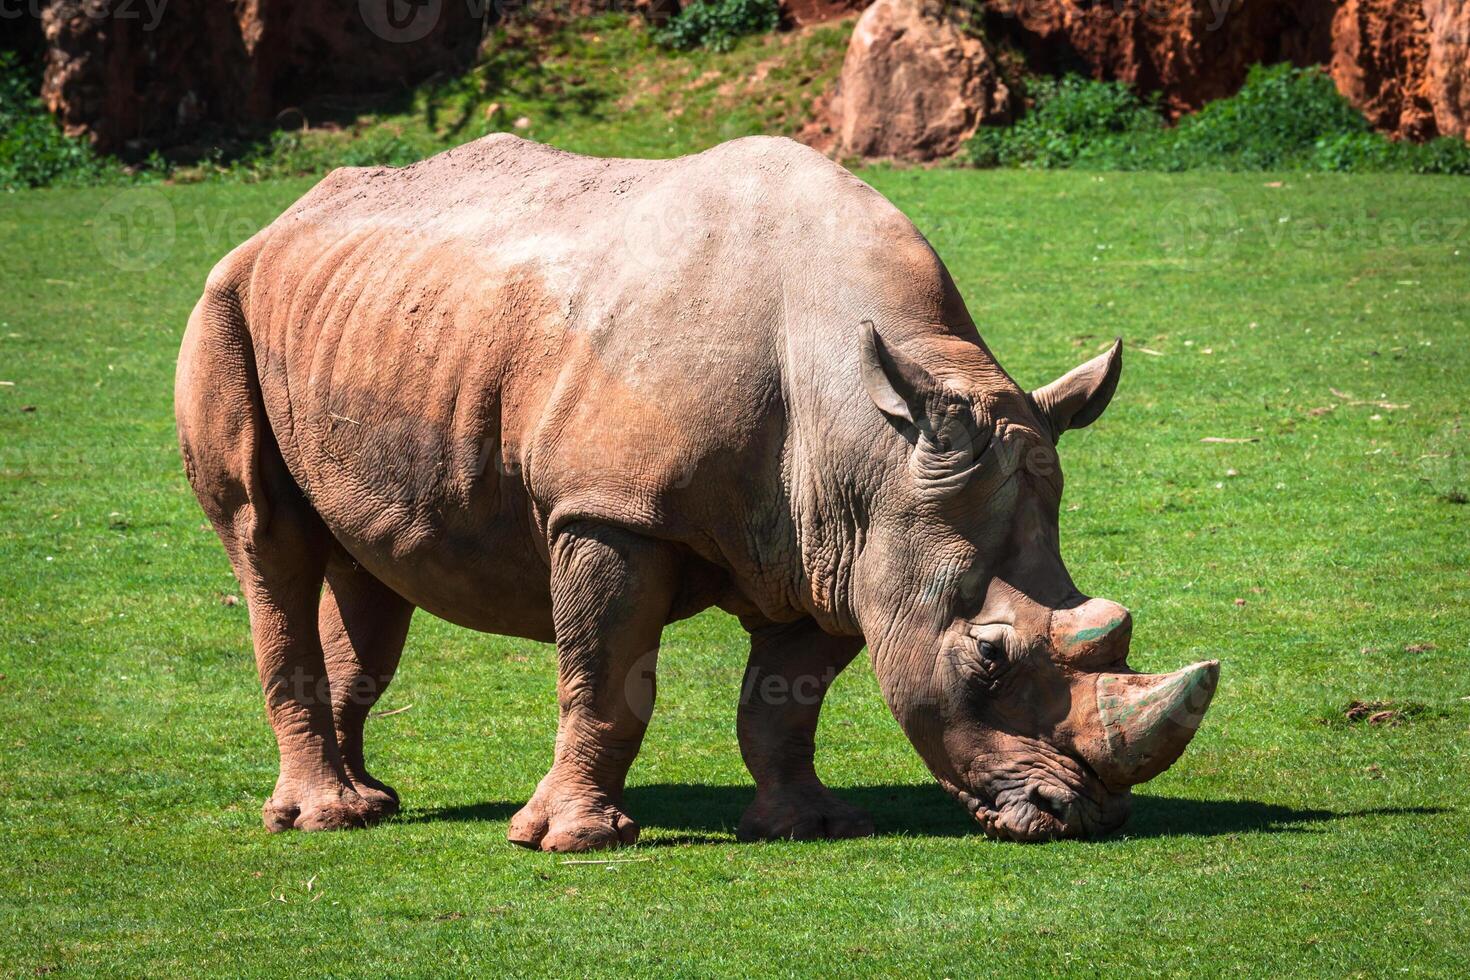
left=1343, top=700, right=1405, bottom=726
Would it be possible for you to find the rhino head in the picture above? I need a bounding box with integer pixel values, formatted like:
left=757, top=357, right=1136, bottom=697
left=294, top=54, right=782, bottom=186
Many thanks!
left=852, top=322, right=1217, bottom=841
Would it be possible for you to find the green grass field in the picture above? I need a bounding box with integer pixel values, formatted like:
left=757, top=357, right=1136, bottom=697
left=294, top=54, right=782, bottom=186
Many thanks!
left=1, top=166, right=1467, bottom=975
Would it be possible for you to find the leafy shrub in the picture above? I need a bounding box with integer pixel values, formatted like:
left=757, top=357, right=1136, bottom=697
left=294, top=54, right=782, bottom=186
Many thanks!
left=0, top=51, right=122, bottom=190
left=1164, top=62, right=1370, bottom=170
left=654, top=0, right=780, bottom=53
left=967, top=74, right=1163, bottom=169
left=968, top=63, right=1470, bottom=175
left=1311, top=130, right=1470, bottom=175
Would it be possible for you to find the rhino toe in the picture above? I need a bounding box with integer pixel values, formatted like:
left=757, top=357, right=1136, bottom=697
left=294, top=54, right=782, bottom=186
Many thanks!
left=508, top=795, right=638, bottom=852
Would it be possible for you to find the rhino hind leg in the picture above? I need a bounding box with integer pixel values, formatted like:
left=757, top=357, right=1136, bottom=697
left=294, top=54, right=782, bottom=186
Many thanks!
left=507, top=522, right=680, bottom=852
left=736, top=619, right=874, bottom=842
left=239, top=502, right=379, bottom=833
left=319, top=547, right=415, bottom=820
left=177, top=285, right=377, bottom=833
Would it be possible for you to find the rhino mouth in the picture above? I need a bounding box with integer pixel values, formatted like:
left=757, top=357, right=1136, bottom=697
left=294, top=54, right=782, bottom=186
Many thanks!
left=947, top=750, right=1131, bottom=842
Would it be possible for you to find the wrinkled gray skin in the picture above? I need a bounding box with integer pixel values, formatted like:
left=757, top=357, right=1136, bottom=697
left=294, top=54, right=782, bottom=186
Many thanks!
left=176, top=134, right=1217, bottom=850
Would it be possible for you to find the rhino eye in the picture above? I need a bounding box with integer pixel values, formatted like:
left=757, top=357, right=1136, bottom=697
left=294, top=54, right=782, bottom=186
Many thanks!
left=958, top=626, right=1016, bottom=690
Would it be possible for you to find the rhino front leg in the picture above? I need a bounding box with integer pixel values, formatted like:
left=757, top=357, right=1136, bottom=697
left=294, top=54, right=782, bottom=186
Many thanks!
left=320, top=547, right=414, bottom=820
left=508, top=522, right=679, bottom=852
left=736, top=619, right=874, bottom=841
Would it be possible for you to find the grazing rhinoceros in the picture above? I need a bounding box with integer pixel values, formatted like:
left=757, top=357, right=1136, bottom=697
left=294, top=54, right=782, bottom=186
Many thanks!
left=176, top=134, right=1217, bottom=850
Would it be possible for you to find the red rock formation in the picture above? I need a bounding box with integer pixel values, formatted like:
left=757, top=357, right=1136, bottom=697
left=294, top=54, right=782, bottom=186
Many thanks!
left=979, top=0, right=1465, bottom=140
left=1422, top=0, right=1470, bottom=138
left=828, top=0, right=1010, bottom=160
left=1329, top=0, right=1434, bottom=138
left=978, top=0, right=1336, bottom=116
left=34, top=0, right=1470, bottom=153
left=41, top=0, right=484, bottom=152
left=1331, top=0, right=1470, bottom=140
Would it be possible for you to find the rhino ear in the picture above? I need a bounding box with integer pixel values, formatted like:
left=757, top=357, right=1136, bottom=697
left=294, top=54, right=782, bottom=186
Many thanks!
left=860, top=320, right=994, bottom=493
left=1031, top=339, right=1123, bottom=440
left=859, top=319, right=942, bottom=426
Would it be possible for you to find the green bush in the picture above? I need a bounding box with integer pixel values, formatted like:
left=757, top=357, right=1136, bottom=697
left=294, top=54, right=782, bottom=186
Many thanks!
left=654, top=0, right=780, bottom=53
left=0, top=51, right=124, bottom=190
left=1310, top=130, right=1470, bottom=175
left=968, top=63, right=1470, bottom=175
left=1165, top=62, right=1370, bottom=170
left=966, top=74, right=1163, bottom=169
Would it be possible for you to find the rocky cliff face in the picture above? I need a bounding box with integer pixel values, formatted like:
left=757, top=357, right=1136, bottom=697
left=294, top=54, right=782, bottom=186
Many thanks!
left=1422, top=0, right=1470, bottom=140
left=821, top=0, right=1470, bottom=159
left=1331, top=0, right=1470, bottom=141
left=973, top=0, right=1467, bottom=142
left=32, top=0, right=1470, bottom=155
left=1330, top=0, right=1435, bottom=139
left=40, top=0, right=484, bottom=152
left=823, top=0, right=1010, bottom=160
left=977, top=1, right=1333, bottom=114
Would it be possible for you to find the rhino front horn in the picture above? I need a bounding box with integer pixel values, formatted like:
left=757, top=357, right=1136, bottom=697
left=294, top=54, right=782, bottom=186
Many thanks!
left=1094, top=661, right=1220, bottom=788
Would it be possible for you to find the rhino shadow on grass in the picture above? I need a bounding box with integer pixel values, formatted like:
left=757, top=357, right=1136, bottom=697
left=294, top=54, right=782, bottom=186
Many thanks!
left=404, top=787, right=1443, bottom=843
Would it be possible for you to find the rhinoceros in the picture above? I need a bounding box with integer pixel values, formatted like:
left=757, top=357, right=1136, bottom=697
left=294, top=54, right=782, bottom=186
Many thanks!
left=176, top=134, right=1217, bottom=850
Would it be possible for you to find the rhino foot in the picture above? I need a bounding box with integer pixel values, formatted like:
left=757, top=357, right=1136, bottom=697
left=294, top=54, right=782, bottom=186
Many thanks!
left=262, top=783, right=380, bottom=832
left=348, top=778, right=400, bottom=820
left=339, top=763, right=400, bottom=820
left=738, top=785, right=875, bottom=842
left=507, top=794, right=640, bottom=852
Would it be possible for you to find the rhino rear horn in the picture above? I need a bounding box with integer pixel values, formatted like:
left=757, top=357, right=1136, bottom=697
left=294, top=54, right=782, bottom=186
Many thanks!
left=1031, top=339, right=1123, bottom=441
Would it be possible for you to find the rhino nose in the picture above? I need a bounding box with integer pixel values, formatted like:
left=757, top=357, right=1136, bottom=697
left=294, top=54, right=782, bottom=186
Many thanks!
left=1050, top=597, right=1132, bottom=667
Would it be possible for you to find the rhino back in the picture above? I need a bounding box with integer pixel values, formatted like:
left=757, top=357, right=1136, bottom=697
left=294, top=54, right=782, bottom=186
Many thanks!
left=232, top=134, right=938, bottom=629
